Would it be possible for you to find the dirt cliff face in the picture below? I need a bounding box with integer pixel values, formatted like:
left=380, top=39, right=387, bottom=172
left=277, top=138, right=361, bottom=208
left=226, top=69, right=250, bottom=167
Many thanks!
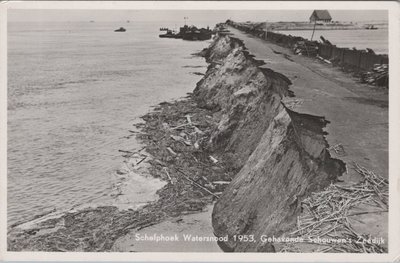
left=195, top=35, right=346, bottom=252
left=194, top=37, right=291, bottom=170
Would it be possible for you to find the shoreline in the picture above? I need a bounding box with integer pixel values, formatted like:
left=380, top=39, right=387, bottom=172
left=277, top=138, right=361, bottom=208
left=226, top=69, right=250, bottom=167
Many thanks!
left=7, top=78, right=232, bottom=252
left=7, top=22, right=388, bottom=253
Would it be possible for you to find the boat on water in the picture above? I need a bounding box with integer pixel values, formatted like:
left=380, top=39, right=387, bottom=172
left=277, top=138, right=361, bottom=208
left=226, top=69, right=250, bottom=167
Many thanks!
left=114, top=27, right=126, bottom=32
left=365, top=24, right=378, bottom=30
left=159, top=25, right=212, bottom=41
left=159, top=29, right=180, bottom=39
left=182, top=27, right=212, bottom=40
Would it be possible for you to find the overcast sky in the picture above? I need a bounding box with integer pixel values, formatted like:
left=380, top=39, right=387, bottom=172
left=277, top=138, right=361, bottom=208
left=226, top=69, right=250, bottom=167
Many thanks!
left=8, top=10, right=388, bottom=23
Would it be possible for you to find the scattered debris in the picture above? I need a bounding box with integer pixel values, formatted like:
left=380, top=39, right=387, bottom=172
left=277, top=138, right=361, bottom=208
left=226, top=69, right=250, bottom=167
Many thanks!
left=170, top=135, right=185, bottom=143
left=316, top=55, right=332, bottom=64
left=292, top=41, right=318, bottom=57
left=360, top=64, right=388, bottom=88
left=281, top=163, right=388, bottom=253
left=185, top=115, right=192, bottom=124
left=194, top=126, right=205, bottom=135
left=136, top=156, right=147, bottom=166
left=163, top=167, right=173, bottom=184
left=116, top=169, right=127, bottom=175
left=194, top=141, right=200, bottom=149
left=176, top=168, right=220, bottom=199
left=209, top=155, right=219, bottom=164
left=191, top=72, right=205, bottom=76
left=328, top=143, right=346, bottom=157
left=212, top=181, right=230, bottom=185
left=166, top=147, right=177, bottom=156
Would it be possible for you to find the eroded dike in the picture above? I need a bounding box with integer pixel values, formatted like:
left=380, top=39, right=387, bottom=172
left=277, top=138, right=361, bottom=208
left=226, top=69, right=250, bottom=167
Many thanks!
left=199, top=26, right=388, bottom=252
left=8, top=24, right=388, bottom=253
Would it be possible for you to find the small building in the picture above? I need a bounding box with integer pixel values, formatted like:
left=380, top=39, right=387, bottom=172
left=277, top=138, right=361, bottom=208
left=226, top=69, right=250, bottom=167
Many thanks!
left=309, top=10, right=332, bottom=23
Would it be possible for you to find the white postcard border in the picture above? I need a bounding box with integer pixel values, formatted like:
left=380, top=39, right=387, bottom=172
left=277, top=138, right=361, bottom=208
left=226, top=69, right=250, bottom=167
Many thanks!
left=1, top=1, right=399, bottom=262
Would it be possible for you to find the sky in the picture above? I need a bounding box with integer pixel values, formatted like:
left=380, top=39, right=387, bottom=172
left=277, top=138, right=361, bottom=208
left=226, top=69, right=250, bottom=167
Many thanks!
left=8, top=9, right=388, bottom=23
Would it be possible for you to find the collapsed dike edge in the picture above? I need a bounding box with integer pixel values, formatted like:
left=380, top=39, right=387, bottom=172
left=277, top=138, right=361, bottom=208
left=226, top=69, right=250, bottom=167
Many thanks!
left=194, top=33, right=346, bottom=252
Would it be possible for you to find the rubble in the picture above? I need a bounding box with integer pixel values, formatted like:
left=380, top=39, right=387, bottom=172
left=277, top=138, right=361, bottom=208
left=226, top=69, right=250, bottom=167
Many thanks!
left=279, top=163, right=388, bottom=253
left=137, top=96, right=235, bottom=195
left=360, top=64, right=388, bottom=88
left=292, top=41, right=318, bottom=57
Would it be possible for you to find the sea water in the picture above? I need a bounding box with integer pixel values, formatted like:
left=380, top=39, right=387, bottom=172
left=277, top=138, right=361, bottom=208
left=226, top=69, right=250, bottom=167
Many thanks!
left=7, top=21, right=209, bottom=226
left=277, top=28, right=388, bottom=54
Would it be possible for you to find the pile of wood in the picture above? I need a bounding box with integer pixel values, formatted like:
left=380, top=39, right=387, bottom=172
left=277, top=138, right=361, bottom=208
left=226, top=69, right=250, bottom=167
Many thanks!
left=292, top=40, right=318, bottom=57
left=284, top=162, right=388, bottom=253
left=360, top=64, right=388, bottom=87
left=138, top=98, right=235, bottom=199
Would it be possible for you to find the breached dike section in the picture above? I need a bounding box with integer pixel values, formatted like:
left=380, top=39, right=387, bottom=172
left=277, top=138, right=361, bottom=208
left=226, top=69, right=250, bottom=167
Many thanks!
left=8, top=26, right=387, bottom=253
left=194, top=34, right=346, bottom=252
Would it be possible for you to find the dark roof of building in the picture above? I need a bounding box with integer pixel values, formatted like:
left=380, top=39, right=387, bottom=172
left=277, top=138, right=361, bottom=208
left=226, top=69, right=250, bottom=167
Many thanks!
left=310, top=10, right=332, bottom=20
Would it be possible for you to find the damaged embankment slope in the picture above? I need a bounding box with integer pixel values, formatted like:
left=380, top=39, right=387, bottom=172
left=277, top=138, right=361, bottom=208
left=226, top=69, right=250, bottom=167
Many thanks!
left=7, top=26, right=388, bottom=253
left=197, top=27, right=388, bottom=252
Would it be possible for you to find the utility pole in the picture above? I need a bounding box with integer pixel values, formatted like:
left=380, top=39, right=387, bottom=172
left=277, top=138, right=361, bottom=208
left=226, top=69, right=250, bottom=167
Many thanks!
left=311, top=19, right=317, bottom=41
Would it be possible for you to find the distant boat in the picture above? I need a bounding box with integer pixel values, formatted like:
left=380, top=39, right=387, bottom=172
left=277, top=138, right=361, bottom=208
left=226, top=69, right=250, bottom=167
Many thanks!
left=90, top=20, right=95, bottom=23
left=127, top=20, right=130, bottom=23
left=365, top=24, right=378, bottom=30
left=159, top=25, right=212, bottom=41
left=159, top=29, right=180, bottom=38
left=114, top=27, right=126, bottom=32
left=182, top=27, right=213, bottom=41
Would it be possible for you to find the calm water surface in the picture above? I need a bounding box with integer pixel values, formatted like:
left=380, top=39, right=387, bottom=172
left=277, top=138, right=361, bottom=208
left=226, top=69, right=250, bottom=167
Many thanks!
left=8, top=21, right=209, bottom=225
left=277, top=29, right=388, bottom=54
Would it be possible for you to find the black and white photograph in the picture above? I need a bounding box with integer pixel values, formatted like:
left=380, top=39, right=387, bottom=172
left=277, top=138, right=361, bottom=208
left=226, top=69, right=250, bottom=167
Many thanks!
left=1, top=1, right=399, bottom=261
